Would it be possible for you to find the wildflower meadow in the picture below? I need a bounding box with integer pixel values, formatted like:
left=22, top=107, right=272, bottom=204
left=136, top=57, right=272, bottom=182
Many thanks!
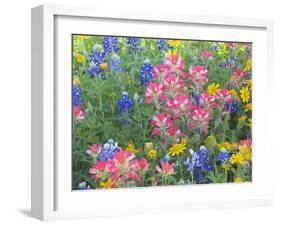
left=72, top=35, right=252, bottom=190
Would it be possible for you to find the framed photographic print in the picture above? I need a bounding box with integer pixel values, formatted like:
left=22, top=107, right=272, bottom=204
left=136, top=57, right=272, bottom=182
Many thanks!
left=31, top=4, right=274, bottom=221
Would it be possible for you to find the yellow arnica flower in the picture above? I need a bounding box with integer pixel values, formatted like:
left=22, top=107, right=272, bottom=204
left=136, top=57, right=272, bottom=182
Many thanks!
left=148, top=149, right=157, bottom=158
left=99, top=63, right=108, bottom=70
left=207, top=83, right=220, bottom=96
left=168, top=138, right=187, bottom=156
left=144, top=142, right=153, bottom=152
left=76, top=53, right=84, bottom=64
left=229, top=89, right=238, bottom=98
left=167, top=49, right=177, bottom=56
left=100, top=177, right=114, bottom=189
left=247, top=118, right=252, bottom=127
left=240, top=86, right=250, bottom=103
left=78, top=35, right=90, bottom=40
left=217, top=142, right=231, bottom=151
left=245, top=103, right=252, bottom=112
left=221, top=163, right=231, bottom=171
left=239, top=115, right=248, bottom=123
left=230, top=153, right=244, bottom=164
left=245, top=79, right=252, bottom=89
left=244, top=59, right=252, bottom=72
left=239, top=145, right=252, bottom=161
left=168, top=40, right=181, bottom=47
left=73, top=76, right=81, bottom=86
left=126, top=143, right=139, bottom=154
left=234, top=176, right=244, bottom=183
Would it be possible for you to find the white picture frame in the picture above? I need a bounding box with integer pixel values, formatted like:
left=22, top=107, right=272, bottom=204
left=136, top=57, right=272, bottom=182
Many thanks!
left=31, top=4, right=274, bottom=221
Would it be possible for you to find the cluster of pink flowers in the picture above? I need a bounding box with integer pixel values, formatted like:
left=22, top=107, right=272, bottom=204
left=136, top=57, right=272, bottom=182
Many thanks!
left=89, top=150, right=149, bottom=187
left=73, top=106, right=85, bottom=120
left=144, top=53, right=233, bottom=142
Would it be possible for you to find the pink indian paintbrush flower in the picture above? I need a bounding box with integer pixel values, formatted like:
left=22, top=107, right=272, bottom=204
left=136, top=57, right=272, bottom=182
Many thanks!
left=156, top=161, right=176, bottom=175
left=73, top=106, right=85, bottom=119
left=200, top=50, right=213, bottom=59
left=87, top=143, right=103, bottom=155
left=189, top=106, right=211, bottom=134
left=188, top=65, right=209, bottom=87
left=240, top=138, right=252, bottom=147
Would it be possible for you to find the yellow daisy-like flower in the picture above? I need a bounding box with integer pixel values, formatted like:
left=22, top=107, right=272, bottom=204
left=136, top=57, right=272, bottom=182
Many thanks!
left=247, top=118, right=252, bottom=127
left=221, top=163, right=231, bottom=171
left=148, top=149, right=157, bottom=158
left=78, top=35, right=90, bottom=40
left=238, top=115, right=248, bottom=123
left=207, top=83, right=220, bottom=96
left=73, top=76, right=81, bottom=86
left=239, top=145, right=252, bottom=161
left=76, top=53, right=84, bottom=64
left=245, top=79, right=252, bottom=89
left=126, top=143, right=139, bottom=154
left=100, top=177, right=114, bottom=189
left=244, top=59, right=252, bottom=72
left=234, top=176, right=244, bottom=183
left=230, top=153, right=244, bottom=164
left=167, top=49, right=177, bottom=56
left=229, top=89, right=238, bottom=98
left=217, top=142, right=232, bottom=151
left=168, top=39, right=181, bottom=47
left=99, top=63, right=108, bottom=70
left=245, top=103, right=252, bottom=112
left=240, top=86, right=250, bottom=103
left=168, top=139, right=187, bottom=156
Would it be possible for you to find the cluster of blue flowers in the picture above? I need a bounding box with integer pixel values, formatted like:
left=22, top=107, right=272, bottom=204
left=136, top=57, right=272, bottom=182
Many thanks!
left=78, top=181, right=91, bottom=190
left=157, top=39, right=172, bottom=51
left=140, top=59, right=153, bottom=86
left=217, top=149, right=230, bottom=163
left=126, top=37, right=140, bottom=53
left=98, top=139, right=120, bottom=160
left=184, top=146, right=213, bottom=183
left=220, top=55, right=237, bottom=68
left=209, top=43, right=218, bottom=51
left=73, top=85, right=83, bottom=106
left=224, top=100, right=238, bottom=113
left=118, top=92, right=134, bottom=114
left=103, top=36, right=119, bottom=53
left=191, top=93, right=200, bottom=106
left=110, top=54, right=123, bottom=72
left=87, top=44, right=107, bottom=80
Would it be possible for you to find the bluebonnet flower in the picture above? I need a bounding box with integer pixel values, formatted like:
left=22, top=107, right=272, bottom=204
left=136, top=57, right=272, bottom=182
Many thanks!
left=87, top=44, right=107, bottom=79
left=140, top=59, right=153, bottom=86
left=73, top=85, right=83, bottom=106
left=98, top=139, right=120, bottom=160
left=126, top=37, right=140, bottom=53
left=219, top=60, right=227, bottom=68
left=192, top=93, right=200, bottom=106
left=118, top=92, right=134, bottom=114
left=191, top=56, right=197, bottom=65
left=160, top=155, right=170, bottom=163
left=78, top=181, right=90, bottom=190
left=217, top=149, right=230, bottom=163
left=184, top=146, right=213, bottom=183
left=110, top=54, right=122, bottom=71
left=103, top=36, right=119, bottom=53
left=209, top=43, right=218, bottom=51
left=157, top=39, right=172, bottom=51
left=224, top=100, right=238, bottom=113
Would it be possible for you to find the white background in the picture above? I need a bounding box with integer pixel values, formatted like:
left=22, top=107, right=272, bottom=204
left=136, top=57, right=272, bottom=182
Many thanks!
left=0, top=0, right=280, bottom=225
